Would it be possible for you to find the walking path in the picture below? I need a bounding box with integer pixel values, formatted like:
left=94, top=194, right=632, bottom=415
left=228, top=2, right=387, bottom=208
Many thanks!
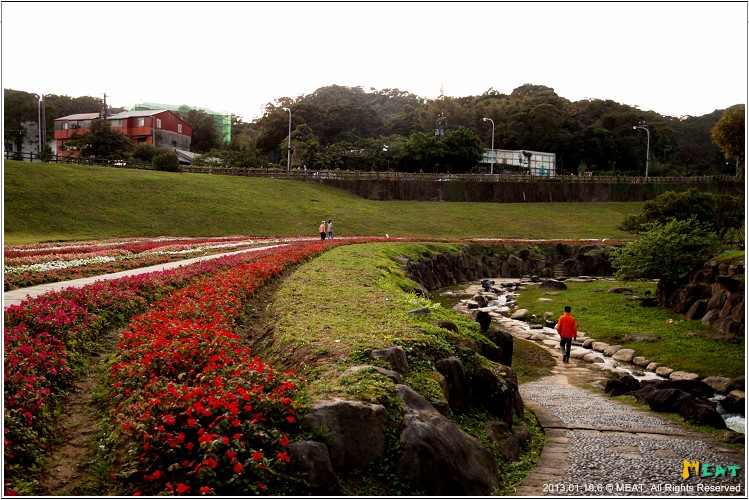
left=3, top=243, right=287, bottom=309
left=516, top=359, right=745, bottom=496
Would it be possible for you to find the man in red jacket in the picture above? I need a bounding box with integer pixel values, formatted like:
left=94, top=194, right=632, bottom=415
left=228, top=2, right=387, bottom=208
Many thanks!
left=556, top=305, right=577, bottom=363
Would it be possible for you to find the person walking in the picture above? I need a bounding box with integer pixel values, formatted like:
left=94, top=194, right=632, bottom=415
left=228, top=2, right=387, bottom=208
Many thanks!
left=319, top=220, right=327, bottom=240
left=556, top=305, right=577, bottom=363
left=327, top=219, right=334, bottom=240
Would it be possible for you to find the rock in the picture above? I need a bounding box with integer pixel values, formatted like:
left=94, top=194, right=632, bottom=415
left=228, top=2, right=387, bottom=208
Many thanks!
left=538, top=297, right=555, bottom=302
left=486, top=329, right=513, bottom=366
left=685, top=299, right=709, bottom=320
left=569, top=348, right=587, bottom=360
left=407, top=307, right=432, bottom=315
left=539, top=280, right=567, bottom=290
left=721, top=393, right=745, bottom=416
left=623, top=333, right=662, bottom=342
left=646, top=362, right=659, bottom=371
left=287, top=440, right=341, bottom=494
left=345, top=365, right=402, bottom=384
left=435, top=357, right=467, bottom=412
left=484, top=421, right=530, bottom=462
left=729, top=376, right=745, bottom=392
left=467, top=360, right=522, bottom=424
left=603, top=345, right=622, bottom=356
left=679, top=397, right=726, bottom=429
left=465, top=300, right=480, bottom=309
left=371, top=346, right=409, bottom=374
left=583, top=353, right=605, bottom=363
left=395, top=385, right=499, bottom=495
left=302, top=400, right=387, bottom=470
left=640, top=388, right=692, bottom=413
left=669, top=371, right=700, bottom=382
left=605, top=375, right=640, bottom=396
left=627, top=356, right=646, bottom=367
left=475, top=311, right=491, bottom=333
left=581, top=338, right=596, bottom=348
left=471, top=294, right=489, bottom=308
left=611, top=349, right=636, bottom=363
left=655, top=379, right=714, bottom=398
left=608, top=287, right=632, bottom=294
left=510, top=309, right=529, bottom=320
left=655, top=366, right=674, bottom=378
left=437, top=320, right=460, bottom=332
left=702, top=376, right=733, bottom=394
left=591, top=341, right=610, bottom=352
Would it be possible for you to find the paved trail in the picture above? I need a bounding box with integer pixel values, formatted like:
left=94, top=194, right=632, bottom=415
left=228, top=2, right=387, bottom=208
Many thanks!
left=516, top=358, right=745, bottom=496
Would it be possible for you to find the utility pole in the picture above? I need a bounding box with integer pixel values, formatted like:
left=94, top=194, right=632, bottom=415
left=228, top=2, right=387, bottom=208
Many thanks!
left=102, top=93, right=108, bottom=119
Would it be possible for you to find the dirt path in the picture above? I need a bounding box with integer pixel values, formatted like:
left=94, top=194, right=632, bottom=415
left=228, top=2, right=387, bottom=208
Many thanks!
left=37, top=330, right=119, bottom=495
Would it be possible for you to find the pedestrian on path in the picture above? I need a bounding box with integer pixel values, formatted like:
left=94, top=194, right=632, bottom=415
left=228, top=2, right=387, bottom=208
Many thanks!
left=556, top=305, right=577, bottom=363
left=327, top=219, right=334, bottom=240
left=319, top=220, right=327, bottom=240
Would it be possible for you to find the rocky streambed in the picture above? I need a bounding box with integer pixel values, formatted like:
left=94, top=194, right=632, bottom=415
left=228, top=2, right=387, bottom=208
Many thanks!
left=440, top=276, right=746, bottom=435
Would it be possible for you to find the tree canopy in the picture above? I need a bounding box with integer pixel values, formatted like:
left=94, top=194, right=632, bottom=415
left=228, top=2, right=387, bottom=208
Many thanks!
left=710, top=104, right=745, bottom=176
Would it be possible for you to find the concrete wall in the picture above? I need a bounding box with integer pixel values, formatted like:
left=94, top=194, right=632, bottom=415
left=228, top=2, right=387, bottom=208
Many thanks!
left=318, top=178, right=744, bottom=203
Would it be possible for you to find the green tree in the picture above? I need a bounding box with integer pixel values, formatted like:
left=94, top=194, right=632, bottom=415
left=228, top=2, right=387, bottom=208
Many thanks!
left=612, top=218, right=721, bottom=283
left=3, top=89, right=38, bottom=154
left=186, top=109, right=220, bottom=153
left=710, top=104, right=745, bottom=176
left=620, top=188, right=744, bottom=242
left=132, top=144, right=160, bottom=163
left=66, top=119, right=133, bottom=159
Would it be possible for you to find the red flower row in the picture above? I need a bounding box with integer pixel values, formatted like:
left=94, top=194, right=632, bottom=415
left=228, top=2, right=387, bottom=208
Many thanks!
left=109, top=244, right=338, bottom=495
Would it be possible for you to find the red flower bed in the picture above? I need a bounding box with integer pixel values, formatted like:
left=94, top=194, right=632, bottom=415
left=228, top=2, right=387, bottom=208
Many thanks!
left=3, top=242, right=338, bottom=494
left=109, top=244, right=334, bottom=494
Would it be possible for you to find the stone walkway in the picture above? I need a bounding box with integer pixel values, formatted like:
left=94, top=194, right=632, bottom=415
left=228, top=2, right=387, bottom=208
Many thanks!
left=516, top=362, right=746, bottom=496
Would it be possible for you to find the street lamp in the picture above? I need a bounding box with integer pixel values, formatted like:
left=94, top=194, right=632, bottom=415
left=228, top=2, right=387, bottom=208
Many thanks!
left=633, top=123, right=650, bottom=178
left=282, top=107, right=291, bottom=174
left=482, top=117, right=495, bottom=174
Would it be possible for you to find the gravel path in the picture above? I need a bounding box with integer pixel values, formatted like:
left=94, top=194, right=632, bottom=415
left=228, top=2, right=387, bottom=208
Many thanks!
left=516, top=374, right=745, bottom=496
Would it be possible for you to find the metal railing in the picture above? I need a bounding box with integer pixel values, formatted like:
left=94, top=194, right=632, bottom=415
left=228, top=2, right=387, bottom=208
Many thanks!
left=5, top=151, right=738, bottom=184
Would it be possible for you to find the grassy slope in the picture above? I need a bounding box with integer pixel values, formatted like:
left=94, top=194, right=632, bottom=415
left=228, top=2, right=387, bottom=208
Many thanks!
left=4, top=161, right=639, bottom=244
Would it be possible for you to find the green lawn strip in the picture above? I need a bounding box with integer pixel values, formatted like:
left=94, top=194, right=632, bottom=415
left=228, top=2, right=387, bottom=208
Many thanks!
left=5, top=160, right=639, bottom=244
left=513, top=281, right=744, bottom=379
left=258, top=242, right=542, bottom=493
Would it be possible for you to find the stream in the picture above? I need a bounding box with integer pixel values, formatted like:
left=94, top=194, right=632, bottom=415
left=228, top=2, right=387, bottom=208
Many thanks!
left=436, top=277, right=746, bottom=434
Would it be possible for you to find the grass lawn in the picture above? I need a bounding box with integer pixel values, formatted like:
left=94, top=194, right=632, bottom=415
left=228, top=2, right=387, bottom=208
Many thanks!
left=4, top=161, right=640, bottom=244
left=513, top=280, right=745, bottom=379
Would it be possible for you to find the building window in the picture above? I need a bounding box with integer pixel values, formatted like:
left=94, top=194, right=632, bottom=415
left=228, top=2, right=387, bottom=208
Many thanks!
left=156, top=118, right=162, bottom=129
left=62, top=122, right=69, bottom=130
left=177, top=124, right=182, bottom=134
left=137, top=118, right=145, bottom=127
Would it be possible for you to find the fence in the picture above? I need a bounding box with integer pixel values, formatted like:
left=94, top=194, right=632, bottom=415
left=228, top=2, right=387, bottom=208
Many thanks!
left=4, top=151, right=738, bottom=185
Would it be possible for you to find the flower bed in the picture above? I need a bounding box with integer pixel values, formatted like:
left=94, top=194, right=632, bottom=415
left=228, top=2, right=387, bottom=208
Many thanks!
left=109, top=244, right=333, bottom=494
left=3, top=236, right=314, bottom=291
left=3, top=241, right=338, bottom=494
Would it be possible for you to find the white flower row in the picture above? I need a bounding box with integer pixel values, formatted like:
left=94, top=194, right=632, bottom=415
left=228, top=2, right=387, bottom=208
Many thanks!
left=5, top=255, right=119, bottom=274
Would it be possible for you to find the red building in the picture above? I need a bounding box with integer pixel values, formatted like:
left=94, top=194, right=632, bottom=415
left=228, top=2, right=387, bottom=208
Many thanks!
left=54, top=109, right=192, bottom=157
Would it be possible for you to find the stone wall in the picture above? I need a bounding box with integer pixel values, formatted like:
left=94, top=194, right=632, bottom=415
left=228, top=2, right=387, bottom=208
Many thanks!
left=319, top=178, right=743, bottom=203
left=657, top=261, right=745, bottom=335
left=404, top=243, right=614, bottom=289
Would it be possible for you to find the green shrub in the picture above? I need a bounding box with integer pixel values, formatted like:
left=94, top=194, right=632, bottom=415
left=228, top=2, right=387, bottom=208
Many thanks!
left=612, top=218, right=721, bottom=283
left=151, top=151, right=180, bottom=172
left=132, top=144, right=160, bottom=163
left=620, top=188, right=743, bottom=242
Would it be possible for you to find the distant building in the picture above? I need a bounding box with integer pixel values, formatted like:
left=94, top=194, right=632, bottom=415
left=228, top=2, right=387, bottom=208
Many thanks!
left=130, top=102, right=231, bottom=143
left=482, top=149, right=556, bottom=177
left=54, top=110, right=192, bottom=158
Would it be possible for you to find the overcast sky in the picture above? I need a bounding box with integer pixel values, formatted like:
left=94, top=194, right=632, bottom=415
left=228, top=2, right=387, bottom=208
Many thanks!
left=2, top=2, right=747, bottom=121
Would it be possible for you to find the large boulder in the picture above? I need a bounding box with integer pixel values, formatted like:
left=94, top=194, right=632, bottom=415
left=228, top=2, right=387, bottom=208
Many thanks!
left=302, top=400, right=387, bottom=470
left=287, top=440, right=341, bottom=494
left=466, top=359, right=524, bottom=425
left=604, top=374, right=640, bottom=396
left=486, top=327, right=514, bottom=366
left=679, top=397, right=726, bottom=429
left=395, top=385, right=499, bottom=496
left=637, top=387, right=692, bottom=413
left=371, top=346, right=409, bottom=374
left=435, top=357, right=467, bottom=412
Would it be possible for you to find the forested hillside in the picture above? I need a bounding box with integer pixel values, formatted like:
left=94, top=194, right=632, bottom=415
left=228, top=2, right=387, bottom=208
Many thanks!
left=4, top=85, right=739, bottom=176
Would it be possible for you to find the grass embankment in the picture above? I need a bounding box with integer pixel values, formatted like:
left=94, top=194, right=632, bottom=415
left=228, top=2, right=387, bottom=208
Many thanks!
left=4, top=160, right=640, bottom=244
left=252, top=242, right=551, bottom=495
left=513, top=281, right=745, bottom=379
